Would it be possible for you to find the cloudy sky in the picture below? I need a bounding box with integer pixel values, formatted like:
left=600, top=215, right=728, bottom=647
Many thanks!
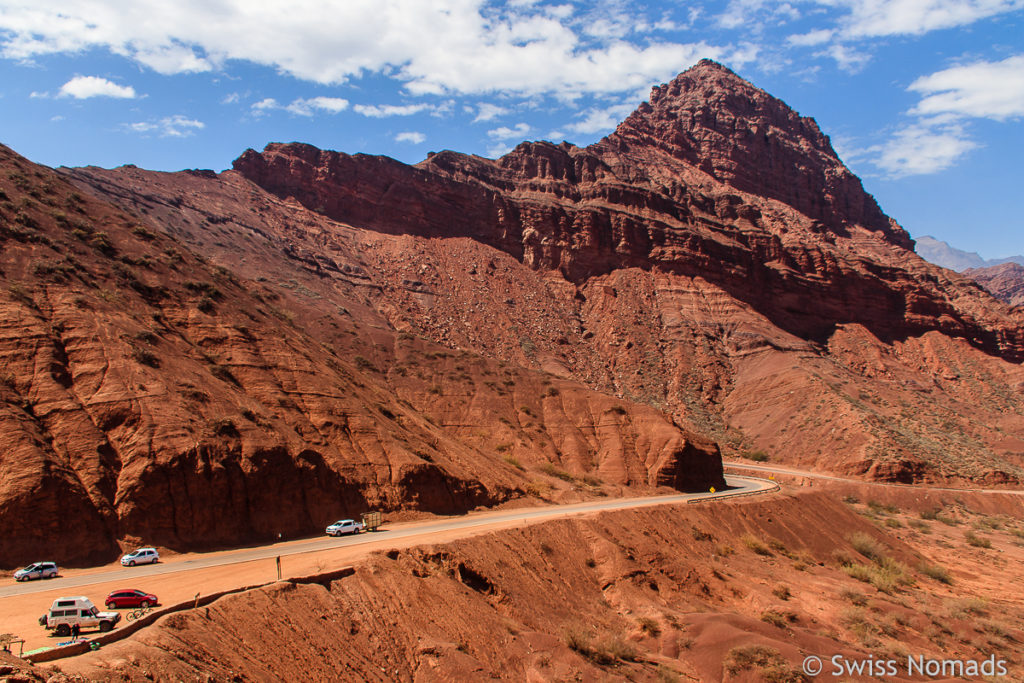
left=0, top=0, right=1021, bottom=258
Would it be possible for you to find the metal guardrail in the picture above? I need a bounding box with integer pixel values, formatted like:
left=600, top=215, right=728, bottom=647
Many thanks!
left=686, top=475, right=781, bottom=504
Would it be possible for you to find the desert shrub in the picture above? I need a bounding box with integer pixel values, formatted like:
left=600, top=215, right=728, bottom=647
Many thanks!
left=540, top=462, right=574, bottom=482
left=562, top=623, right=591, bottom=653
left=761, top=609, right=797, bottom=628
left=131, top=346, right=160, bottom=368
left=918, top=562, right=952, bottom=584
left=885, top=517, right=903, bottom=528
left=842, top=557, right=913, bottom=594
left=90, top=231, right=115, bottom=255
left=922, top=507, right=959, bottom=525
left=964, top=531, right=992, bottom=548
left=589, top=635, right=638, bottom=664
left=840, top=588, right=868, bottom=606
left=772, top=584, right=791, bottom=600
left=544, top=386, right=560, bottom=397
left=502, top=454, right=523, bottom=470
left=742, top=535, right=772, bottom=556
left=184, top=281, right=222, bottom=299
left=907, top=519, right=931, bottom=533
left=724, top=645, right=808, bottom=682
left=691, top=527, right=714, bottom=542
left=742, top=449, right=770, bottom=462
left=581, top=474, right=603, bottom=487
left=132, top=225, right=156, bottom=240
left=842, top=495, right=860, bottom=504
left=524, top=480, right=551, bottom=498
left=848, top=532, right=885, bottom=561
left=715, top=544, right=735, bottom=557
left=867, top=500, right=899, bottom=514
left=638, top=616, right=661, bottom=637
left=947, top=597, right=988, bottom=618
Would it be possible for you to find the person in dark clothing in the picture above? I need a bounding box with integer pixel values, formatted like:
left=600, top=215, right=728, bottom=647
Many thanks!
left=71, top=623, right=80, bottom=639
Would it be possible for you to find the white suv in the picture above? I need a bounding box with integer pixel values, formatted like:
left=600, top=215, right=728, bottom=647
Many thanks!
left=14, top=562, right=58, bottom=581
left=120, top=547, right=159, bottom=566
left=38, top=597, right=120, bottom=636
left=325, top=519, right=364, bottom=536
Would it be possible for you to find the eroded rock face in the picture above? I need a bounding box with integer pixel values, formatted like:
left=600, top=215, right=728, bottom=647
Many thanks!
left=5, top=60, right=1024, bottom=566
left=232, top=61, right=1024, bottom=363
left=0, top=143, right=724, bottom=567
left=966, top=262, right=1024, bottom=307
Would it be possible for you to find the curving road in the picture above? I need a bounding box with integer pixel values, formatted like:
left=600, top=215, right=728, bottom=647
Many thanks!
left=723, top=461, right=1024, bottom=495
left=1, top=474, right=775, bottom=600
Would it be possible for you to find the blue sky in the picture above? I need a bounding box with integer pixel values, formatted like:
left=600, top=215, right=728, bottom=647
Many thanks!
left=0, top=1, right=1022, bottom=258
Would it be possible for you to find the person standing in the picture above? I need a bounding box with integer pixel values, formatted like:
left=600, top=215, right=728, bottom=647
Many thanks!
left=70, top=623, right=80, bottom=639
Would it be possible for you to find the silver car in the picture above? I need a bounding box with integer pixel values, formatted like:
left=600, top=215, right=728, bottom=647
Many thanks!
left=14, top=562, right=58, bottom=581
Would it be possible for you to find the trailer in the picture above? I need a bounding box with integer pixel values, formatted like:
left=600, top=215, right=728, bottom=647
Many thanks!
left=360, top=511, right=382, bottom=532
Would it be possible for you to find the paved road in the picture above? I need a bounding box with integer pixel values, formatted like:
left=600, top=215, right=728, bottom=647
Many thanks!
left=723, top=461, right=1024, bottom=495
left=1, top=475, right=775, bottom=600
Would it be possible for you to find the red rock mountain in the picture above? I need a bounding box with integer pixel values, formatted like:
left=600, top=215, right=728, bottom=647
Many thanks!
left=966, top=262, right=1024, bottom=307
left=3, top=60, right=1023, bottom=566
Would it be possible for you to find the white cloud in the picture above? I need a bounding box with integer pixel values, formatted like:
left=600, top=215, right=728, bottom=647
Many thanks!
left=786, top=28, right=834, bottom=46
left=395, top=131, right=426, bottom=143
left=814, top=42, right=871, bottom=72
left=565, top=102, right=636, bottom=134
left=0, top=1, right=734, bottom=99
left=249, top=96, right=349, bottom=116
left=909, top=55, right=1024, bottom=120
left=717, top=0, right=801, bottom=30
left=860, top=55, right=1024, bottom=177
left=487, top=122, right=531, bottom=139
left=872, top=122, right=977, bottom=176
left=823, top=0, right=1024, bottom=38
left=58, top=75, right=136, bottom=99
left=250, top=98, right=279, bottom=116
left=222, top=92, right=239, bottom=104
left=125, top=114, right=204, bottom=137
left=473, top=102, right=510, bottom=122
left=286, top=96, right=349, bottom=116
left=487, top=142, right=515, bottom=157
left=354, top=103, right=429, bottom=117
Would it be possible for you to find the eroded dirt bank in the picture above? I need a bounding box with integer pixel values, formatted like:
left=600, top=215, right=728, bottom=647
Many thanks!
left=42, top=490, right=1024, bottom=682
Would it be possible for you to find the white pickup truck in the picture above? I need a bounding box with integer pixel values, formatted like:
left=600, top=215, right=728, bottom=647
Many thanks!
left=38, top=597, right=121, bottom=636
left=325, top=519, right=364, bottom=536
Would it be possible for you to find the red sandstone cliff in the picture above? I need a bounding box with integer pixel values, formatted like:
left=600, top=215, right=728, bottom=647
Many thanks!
left=3, top=60, right=1024, bottom=566
left=966, top=262, right=1024, bottom=307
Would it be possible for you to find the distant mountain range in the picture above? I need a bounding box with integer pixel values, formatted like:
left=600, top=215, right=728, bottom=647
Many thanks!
left=915, top=235, right=1024, bottom=272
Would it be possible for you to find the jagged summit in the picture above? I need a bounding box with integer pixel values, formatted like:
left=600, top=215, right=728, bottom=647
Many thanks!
left=601, top=60, right=910, bottom=248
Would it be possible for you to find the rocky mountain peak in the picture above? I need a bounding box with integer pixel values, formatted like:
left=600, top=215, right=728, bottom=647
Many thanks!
left=604, top=60, right=912, bottom=249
